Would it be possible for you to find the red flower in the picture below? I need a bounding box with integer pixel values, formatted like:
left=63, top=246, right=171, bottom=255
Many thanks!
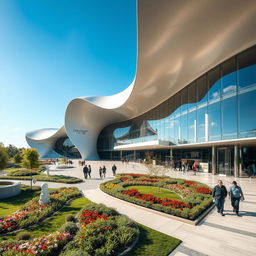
left=195, top=187, right=212, bottom=194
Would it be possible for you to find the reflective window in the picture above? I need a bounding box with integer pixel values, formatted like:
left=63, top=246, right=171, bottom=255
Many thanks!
left=221, top=57, right=237, bottom=97
left=208, top=67, right=221, bottom=101
left=197, top=106, right=206, bottom=142
left=237, top=47, right=256, bottom=89
left=208, top=101, right=221, bottom=141
left=222, top=96, right=237, bottom=139
left=239, top=89, right=256, bottom=138
left=197, top=75, right=207, bottom=105
left=188, top=110, right=196, bottom=143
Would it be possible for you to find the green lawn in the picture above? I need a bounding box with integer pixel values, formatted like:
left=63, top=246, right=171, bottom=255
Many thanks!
left=0, top=189, right=41, bottom=216
left=127, top=223, right=181, bottom=256
left=125, top=185, right=182, bottom=201
left=0, top=196, right=91, bottom=241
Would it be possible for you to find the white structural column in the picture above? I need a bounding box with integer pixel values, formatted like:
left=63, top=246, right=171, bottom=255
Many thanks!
left=234, top=145, right=239, bottom=178
left=212, top=146, right=217, bottom=175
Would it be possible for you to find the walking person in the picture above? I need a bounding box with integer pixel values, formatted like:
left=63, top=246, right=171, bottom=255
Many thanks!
left=229, top=181, right=245, bottom=216
left=192, top=161, right=198, bottom=175
left=112, top=164, right=117, bottom=176
left=83, top=165, right=88, bottom=179
left=88, top=165, right=91, bottom=179
left=99, top=167, right=103, bottom=179
left=212, top=180, right=228, bottom=216
left=102, top=165, right=106, bottom=178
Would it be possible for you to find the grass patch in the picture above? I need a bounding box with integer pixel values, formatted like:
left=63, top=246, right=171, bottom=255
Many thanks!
left=125, top=185, right=182, bottom=201
left=127, top=223, right=181, bottom=256
left=0, top=188, right=40, bottom=216
left=0, top=196, right=91, bottom=241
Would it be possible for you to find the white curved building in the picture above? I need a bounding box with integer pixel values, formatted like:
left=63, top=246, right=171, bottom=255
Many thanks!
left=26, top=0, right=256, bottom=177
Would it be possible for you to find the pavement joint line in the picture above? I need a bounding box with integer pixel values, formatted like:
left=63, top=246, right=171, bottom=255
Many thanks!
left=203, top=222, right=256, bottom=238
left=169, top=244, right=209, bottom=256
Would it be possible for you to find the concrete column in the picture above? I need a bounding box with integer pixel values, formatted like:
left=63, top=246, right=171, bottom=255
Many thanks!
left=120, top=150, right=123, bottom=160
left=239, top=146, right=243, bottom=176
left=234, top=145, right=239, bottom=178
left=170, top=148, right=173, bottom=160
left=133, top=150, right=136, bottom=162
left=212, top=146, right=217, bottom=175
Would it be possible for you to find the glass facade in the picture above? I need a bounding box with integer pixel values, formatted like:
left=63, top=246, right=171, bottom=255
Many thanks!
left=97, top=46, right=256, bottom=162
left=54, top=137, right=81, bottom=158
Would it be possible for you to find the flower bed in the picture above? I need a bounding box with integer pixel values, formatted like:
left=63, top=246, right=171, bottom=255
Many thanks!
left=0, top=232, right=72, bottom=255
left=61, top=203, right=139, bottom=256
left=100, top=174, right=213, bottom=220
left=0, top=187, right=81, bottom=234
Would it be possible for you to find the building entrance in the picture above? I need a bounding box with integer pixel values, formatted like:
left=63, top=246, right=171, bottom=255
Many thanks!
left=217, top=147, right=234, bottom=176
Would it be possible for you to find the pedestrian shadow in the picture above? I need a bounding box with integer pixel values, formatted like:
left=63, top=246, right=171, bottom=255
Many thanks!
left=239, top=211, right=256, bottom=217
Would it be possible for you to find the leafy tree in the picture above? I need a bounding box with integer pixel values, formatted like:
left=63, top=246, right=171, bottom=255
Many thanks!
left=5, top=144, right=19, bottom=158
left=14, top=152, right=22, bottom=163
left=21, top=148, right=39, bottom=169
left=0, top=146, right=8, bottom=170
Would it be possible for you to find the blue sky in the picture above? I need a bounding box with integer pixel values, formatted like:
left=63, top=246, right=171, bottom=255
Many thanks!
left=0, top=0, right=137, bottom=147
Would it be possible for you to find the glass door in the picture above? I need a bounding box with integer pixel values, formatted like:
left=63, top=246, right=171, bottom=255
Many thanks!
left=217, top=147, right=234, bottom=176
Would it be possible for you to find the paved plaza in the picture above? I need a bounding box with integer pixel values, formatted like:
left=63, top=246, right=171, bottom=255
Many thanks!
left=5, top=161, right=256, bottom=256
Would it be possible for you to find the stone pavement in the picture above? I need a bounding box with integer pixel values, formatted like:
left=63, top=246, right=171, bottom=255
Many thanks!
left=4, top=161, right=256, bottom=256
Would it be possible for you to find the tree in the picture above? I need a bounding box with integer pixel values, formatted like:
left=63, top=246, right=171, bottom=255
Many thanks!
left=0, top=146, right=8, bottom=170
left=5, top=144, right=19, bottom=158
left=14, top=152, right=22, bottom=163
left=21, top=148, right=39, bottom=169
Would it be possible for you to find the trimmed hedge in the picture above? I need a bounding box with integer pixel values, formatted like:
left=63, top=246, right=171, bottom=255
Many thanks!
left=100, top=174, right=213, bottom=220
left=0, top=174, right=83, bottom=184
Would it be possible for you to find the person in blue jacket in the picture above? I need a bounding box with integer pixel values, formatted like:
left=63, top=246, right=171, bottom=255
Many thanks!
left=229, top=181, right=245, bottom=216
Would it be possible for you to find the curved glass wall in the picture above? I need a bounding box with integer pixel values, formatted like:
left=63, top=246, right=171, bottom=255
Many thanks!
left=97, top=45, right=256, bottom=158
left=54, top=137, right=81, bottom=158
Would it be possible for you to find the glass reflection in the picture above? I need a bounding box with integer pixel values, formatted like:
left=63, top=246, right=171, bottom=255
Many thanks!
left=97, top=46, right=256, bottom=156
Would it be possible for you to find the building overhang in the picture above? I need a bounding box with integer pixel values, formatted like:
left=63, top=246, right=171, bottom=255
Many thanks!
left=114, top=140, right=170, bottom=151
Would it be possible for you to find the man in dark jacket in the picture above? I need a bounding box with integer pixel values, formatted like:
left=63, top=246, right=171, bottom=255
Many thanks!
left=112, top=164, right=117, bottom=176
left=83, top=165, right=88, bottom=179
left=212, top=180, right=227, bottom=216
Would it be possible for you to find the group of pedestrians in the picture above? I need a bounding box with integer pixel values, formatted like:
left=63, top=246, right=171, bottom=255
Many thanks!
left=83, top=164, right=117, bottom=180
left=83, top=165, right=91, bottom=179
left=99, top=165, right=106, bottom=179
left=212, top=180, right=245, bottom=216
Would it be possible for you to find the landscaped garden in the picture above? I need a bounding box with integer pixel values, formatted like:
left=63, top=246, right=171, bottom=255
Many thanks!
left=101, top=174, right=213, bottom=220
left=0, top=168, right=83, bottom=184
left=0, top=186, right=81, bottom=234
left=0, top=184, right=181, bottom=255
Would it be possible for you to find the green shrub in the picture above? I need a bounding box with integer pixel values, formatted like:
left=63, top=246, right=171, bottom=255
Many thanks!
left=16, top=231, right=31, bottom=241
left=60, top=222, right=79, bottom=235
left=166, top=180, right=178, bottom=184
left=61, top=250, right=90, bottom=256
left=81, top=203, right=118, bottom=217
left=66, top=214, right=76, bottom=222
left=111, top=179, right=122, bottom=184
left=9, top=168, right=39, bottom=176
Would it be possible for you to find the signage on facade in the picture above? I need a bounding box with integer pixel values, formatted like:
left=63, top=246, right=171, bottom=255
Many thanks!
left=73, top=129, right=88, bottom=135
left=199, top=162, right=209, bottom=173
